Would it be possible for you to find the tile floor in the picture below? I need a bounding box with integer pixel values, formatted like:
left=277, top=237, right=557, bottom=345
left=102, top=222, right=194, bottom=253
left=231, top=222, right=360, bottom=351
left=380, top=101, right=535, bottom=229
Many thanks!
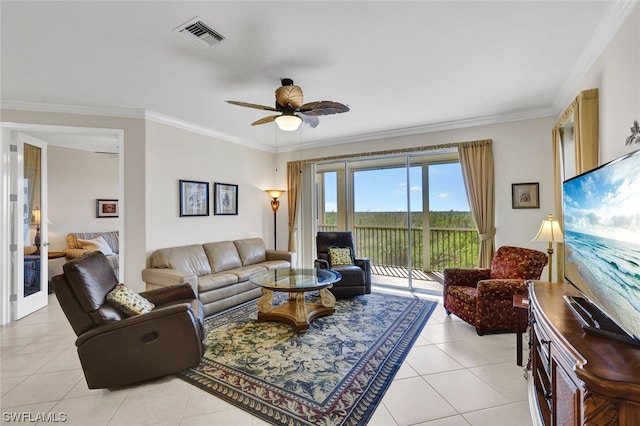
left=1, top=290, right=533, bottom=426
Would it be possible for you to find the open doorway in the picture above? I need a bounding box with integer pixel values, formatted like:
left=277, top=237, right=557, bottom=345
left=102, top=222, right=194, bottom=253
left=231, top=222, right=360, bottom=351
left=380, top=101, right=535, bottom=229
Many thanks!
left=1, top=123, right=123, bottom=324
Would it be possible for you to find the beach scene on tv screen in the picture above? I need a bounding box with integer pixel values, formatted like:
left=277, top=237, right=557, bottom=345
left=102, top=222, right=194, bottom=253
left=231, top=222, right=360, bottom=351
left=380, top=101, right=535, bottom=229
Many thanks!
left=563, top=151, right=640, bottom=339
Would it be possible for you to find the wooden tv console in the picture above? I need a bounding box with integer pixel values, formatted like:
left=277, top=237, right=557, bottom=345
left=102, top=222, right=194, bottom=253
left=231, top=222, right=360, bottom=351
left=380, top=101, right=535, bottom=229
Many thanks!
left=529, top=282, right=640, bottom=425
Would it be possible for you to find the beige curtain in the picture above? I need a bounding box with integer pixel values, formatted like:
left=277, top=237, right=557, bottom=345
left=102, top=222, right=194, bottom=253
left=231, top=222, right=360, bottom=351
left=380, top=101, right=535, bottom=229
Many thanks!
left=552, top=88, right=599, bottom=282
left=458, top=140, right=495, bottom=268
left=573, top=89, right=599, bottom=174
left=287, top=161, right=302, bottom=252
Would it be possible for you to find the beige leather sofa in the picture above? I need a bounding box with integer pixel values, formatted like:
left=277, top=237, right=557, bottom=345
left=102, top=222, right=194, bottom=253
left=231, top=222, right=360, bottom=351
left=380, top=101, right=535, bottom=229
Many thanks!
left=142, top=238, right=296, bottom=316
left=65, top=231, right=119, bottom=277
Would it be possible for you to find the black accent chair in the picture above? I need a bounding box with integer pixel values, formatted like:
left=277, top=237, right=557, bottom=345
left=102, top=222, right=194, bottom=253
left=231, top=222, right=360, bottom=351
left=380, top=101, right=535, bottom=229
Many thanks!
left=315, top=231, right=371, bottom=297
left=53, top=251, right=205, bottom=389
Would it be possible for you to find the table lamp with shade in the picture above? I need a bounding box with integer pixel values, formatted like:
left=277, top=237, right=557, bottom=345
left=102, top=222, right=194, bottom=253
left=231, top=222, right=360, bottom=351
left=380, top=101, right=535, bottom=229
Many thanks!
left=533, top=214, right=564, bottom=282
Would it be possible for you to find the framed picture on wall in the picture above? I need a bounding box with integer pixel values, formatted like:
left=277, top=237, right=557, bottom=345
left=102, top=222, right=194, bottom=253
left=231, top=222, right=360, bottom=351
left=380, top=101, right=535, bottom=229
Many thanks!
left=214, top=182, right=238, bottom=215
left=96, top=199, right=119, bottom=218
left=179, top=180, right=209, bottom=217
left=512, top=183, right=539, bottom=209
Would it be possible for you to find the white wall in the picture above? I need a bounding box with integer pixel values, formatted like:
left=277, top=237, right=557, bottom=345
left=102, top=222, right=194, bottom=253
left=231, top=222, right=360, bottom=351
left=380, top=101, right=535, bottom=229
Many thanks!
left=567, top=5, right=639, bottom=163
left=144, top=120, right=279, bottom=255
left=47, top=146, right=119, bottom=252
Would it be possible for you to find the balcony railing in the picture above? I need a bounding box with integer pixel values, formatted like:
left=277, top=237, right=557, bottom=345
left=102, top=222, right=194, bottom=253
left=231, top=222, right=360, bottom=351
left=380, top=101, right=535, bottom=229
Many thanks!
left=318, top=225, right=479, bottom=272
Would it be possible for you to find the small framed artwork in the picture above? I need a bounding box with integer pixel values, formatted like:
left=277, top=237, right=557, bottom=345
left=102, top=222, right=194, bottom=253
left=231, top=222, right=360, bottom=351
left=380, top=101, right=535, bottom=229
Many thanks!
left=214, top=182, right=238, bottom=215
left=512, top=183, right=540, bottom=209
left=179, top=180, right=209, bottom=217
left=96, top=199, right=119, bottom=218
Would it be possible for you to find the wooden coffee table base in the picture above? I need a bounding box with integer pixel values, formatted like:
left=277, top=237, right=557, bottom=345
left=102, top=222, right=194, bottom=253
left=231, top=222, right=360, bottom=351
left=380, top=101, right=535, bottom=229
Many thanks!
left=257, top=288, right=336, bottom=332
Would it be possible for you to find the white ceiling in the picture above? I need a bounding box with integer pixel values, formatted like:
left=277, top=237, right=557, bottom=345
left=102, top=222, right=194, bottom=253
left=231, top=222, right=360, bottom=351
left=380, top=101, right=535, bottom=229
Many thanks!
left=0, top=1, right=631, bottom=152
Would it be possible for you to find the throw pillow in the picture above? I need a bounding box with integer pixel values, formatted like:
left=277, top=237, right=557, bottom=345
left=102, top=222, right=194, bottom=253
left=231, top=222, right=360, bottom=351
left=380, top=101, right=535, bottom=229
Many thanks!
left=78, top=236, right=115, bottom=256
left=106, top=284, right=154, bottom=316
left=328, top=246, right=354, bottom=266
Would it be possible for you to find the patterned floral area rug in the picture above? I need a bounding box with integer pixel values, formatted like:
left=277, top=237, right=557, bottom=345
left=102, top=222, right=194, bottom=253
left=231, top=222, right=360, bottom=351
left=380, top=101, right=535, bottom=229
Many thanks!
left=179, top=291, right=438, bottom=426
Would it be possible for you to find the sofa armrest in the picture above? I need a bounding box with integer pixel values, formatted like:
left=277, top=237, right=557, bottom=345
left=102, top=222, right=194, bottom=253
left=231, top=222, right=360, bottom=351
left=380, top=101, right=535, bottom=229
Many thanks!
left=65, top=248, right=91, bottom=259
left=75, top=302, right=198, bottom=346
left=266, top=250, right=297, bottom=264
left=443, top=268, right=491, bottom=288
left=315, top=259, right=329, bottom=269
left=140, top=283, right=196, bottom=306
left=141, top=268, right=198, bottom=297
left=355, top=258, right=372, bottom=294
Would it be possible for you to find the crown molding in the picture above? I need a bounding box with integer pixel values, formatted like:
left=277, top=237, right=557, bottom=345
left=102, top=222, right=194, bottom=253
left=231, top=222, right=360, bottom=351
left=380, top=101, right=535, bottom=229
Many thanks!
left=1, top=99, right=554, bottom=154
left=143, top=111, right=269, bottom=152
left=0, top=99, right=272, bottom=152
left=0, top=100, right=145, bottom=119
left=281, top=107, right=556, bottom=152
left=553, top=0, right=637, bottom=112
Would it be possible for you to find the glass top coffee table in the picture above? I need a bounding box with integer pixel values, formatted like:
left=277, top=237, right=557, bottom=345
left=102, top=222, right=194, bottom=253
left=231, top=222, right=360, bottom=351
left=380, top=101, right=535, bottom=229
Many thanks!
left=249, top=268, right=342, bottom=332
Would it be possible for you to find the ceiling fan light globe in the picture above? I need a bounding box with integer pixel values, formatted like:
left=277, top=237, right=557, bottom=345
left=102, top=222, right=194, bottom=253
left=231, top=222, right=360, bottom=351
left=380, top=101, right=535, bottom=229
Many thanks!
left=275, top=115, right=302, bottom=131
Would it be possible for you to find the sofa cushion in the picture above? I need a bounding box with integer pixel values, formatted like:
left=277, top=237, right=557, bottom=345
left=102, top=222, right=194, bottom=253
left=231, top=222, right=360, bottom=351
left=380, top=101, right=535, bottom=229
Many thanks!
left=330, top=265, right=364, bottom=286
left=234, top=238, right=267, bottom=266
left=67, top=231, right=119, bottom=254
left=448, top=285, right=477, bottom=306
left=260, top=260, right=291, bottom=270
left=203, top=241, right=242, bottom=273
left=328, top=246, right=354, bottom=266
left=106, top=284, right=155, bottom=316
left=197, top=273, right=239, bottom=293
left=150, top=244, right=212, bottom=276
left=78, top=236, right=116, bottom=256
left=224, top=265, right=268, bottom=282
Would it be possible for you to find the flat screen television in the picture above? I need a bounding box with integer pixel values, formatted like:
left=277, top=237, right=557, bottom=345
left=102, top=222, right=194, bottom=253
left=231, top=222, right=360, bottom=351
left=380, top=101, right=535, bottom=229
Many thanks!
left=562, top=148, right=640, bottom=346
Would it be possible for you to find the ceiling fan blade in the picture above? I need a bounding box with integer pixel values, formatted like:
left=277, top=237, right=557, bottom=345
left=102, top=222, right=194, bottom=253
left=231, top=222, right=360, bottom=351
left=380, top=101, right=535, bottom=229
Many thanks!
left=251, top=115, right=279, bottom=126
left=226, top=100, right=279, bottom=112
left=299, top=113, right=320, bottom=128
left=299, top=101, right=350, bottom=116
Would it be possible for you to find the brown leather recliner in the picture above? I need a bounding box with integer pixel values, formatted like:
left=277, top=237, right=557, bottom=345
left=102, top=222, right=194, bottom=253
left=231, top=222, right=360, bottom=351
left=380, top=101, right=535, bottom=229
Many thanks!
left=53, top=251, right=205, bottom=389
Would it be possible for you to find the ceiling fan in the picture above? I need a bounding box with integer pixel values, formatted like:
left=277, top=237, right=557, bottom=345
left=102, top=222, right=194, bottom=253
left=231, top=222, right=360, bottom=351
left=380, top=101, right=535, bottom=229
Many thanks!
left=226, top=78, right=349, bottom=131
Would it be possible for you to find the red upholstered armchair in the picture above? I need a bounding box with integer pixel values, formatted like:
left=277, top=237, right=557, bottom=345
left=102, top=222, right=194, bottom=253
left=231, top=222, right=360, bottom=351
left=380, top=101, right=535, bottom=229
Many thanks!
left=443, top=246, right=548, bottom=335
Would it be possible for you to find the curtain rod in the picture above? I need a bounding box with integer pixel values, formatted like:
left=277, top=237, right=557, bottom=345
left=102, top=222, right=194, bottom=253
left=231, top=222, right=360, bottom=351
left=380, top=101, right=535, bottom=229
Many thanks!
left=287, top=139, right=492, bottom=166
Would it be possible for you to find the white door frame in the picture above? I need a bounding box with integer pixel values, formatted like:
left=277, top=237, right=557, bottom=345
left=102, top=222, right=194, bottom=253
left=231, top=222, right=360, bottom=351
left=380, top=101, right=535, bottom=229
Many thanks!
left=15, top=132, right=49, bottom=319
left=0, top=122, right=124, bottom=324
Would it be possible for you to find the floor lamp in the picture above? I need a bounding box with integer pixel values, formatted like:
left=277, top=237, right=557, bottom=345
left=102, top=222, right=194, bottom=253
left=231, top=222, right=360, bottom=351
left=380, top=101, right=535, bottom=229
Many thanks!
left=265, top=190, right=285, bottom=250
left=533, top=214, right=564, bottom=282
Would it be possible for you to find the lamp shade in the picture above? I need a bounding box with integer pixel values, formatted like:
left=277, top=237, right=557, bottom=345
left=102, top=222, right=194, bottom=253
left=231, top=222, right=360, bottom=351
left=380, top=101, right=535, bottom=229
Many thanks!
left=533, top=214, right=564, bottom=243
left=275, top=114, right=302, bottom=131
left=265, top=189, right=285, bottom=199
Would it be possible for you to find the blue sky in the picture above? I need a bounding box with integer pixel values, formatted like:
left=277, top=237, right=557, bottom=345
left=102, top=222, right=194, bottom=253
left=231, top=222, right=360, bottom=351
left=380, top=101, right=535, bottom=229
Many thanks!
left=323, top=163, right=471, bottom=212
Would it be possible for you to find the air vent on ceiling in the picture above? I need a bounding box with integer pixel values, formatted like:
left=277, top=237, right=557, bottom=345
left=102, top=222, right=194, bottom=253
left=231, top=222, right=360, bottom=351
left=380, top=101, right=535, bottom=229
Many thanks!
left=174, top=17, right=225, bottom=49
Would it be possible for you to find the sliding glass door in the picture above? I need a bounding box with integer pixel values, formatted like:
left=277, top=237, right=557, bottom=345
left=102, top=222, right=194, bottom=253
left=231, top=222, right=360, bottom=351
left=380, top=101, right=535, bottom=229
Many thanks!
left=316, top=151, right=474, bottom=293
left=352, top=160, right=411, bottom=289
